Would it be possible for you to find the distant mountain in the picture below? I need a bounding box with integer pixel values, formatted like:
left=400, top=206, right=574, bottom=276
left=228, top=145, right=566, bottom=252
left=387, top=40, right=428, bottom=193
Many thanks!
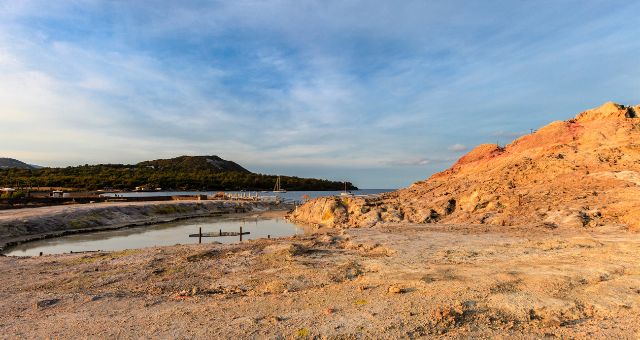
left=0, top=158, right=37, bottom=170
left=137, top=155, right=250, bottom=173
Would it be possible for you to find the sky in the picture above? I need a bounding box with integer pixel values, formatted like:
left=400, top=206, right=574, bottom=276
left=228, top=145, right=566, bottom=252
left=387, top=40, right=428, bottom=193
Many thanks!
left=1, top=1, right=639, bottom=188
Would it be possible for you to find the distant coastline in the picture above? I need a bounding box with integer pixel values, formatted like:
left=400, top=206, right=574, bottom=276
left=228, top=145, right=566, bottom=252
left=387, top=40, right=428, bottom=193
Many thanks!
left=99, top=189, right=394, bottom=202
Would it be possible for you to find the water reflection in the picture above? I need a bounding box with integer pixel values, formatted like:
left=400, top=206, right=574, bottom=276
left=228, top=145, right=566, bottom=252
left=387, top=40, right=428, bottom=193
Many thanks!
left=4, top=214, right=305, bottom=256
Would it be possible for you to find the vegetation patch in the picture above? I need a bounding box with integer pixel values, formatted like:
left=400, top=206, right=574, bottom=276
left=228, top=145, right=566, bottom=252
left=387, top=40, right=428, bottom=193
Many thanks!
left=295, top=328, right=310, bottom=338
left=186, top=249, right=220, bottom=262
left=151, top=205, right=193, bottom=215
left=331, top=261, right=363, bottom=282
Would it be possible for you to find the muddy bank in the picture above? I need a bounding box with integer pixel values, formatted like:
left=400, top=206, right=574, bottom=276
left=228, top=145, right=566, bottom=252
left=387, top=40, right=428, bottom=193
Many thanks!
left=0, top=223, right=638, bottom=338
left=0, top=200, right=288, bottom=252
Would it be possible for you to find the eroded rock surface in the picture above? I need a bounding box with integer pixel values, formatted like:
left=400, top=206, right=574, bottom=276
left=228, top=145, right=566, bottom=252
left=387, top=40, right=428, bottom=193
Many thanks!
left=290, top=102, right=640, bottom=230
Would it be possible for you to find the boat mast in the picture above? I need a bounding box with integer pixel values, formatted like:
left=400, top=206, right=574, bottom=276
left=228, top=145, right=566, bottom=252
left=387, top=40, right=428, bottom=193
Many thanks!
left=274, top=176, right=282, bottom=191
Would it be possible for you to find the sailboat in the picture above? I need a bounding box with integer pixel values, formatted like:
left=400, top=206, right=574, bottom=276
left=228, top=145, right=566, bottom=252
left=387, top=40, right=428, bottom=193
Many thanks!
left=273, top=176, right=287, bottom=193
left=340, top=181, right=354, bottom=196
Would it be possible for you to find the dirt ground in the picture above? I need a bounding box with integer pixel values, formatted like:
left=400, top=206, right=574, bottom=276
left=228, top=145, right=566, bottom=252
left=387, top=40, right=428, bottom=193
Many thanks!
left=1, top=216, right=639, bottom=338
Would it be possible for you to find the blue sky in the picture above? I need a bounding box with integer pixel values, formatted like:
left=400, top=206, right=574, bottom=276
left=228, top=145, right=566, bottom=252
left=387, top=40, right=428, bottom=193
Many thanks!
left=0, top=1, right=639, bottom=188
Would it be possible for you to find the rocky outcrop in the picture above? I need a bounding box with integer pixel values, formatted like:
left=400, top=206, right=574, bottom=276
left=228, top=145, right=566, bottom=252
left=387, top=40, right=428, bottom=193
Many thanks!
left=575, top=101, right=637, bottom=122
left=291, top=196, right=390, bottom=228
left=290, top=102, right=640, bottom=230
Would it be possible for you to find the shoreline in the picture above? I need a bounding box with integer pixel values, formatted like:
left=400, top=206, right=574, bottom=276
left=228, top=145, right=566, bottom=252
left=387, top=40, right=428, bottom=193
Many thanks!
left=0, top=200, right=291, bottom=253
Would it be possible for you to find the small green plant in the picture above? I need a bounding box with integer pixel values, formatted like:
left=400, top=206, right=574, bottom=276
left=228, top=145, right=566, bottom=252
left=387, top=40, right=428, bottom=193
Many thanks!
left=354, top=299, right=368, bottom=306
left=295, top=328, right=310, bottom=338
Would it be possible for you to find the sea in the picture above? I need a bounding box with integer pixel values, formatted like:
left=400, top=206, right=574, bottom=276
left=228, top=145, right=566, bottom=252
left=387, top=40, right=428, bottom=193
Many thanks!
left=100, top=189, right=395, bottom=202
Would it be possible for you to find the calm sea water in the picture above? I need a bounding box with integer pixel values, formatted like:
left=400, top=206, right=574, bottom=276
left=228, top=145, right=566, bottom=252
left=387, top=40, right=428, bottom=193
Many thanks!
left=101, top=189, right=395, bottom=201
left=4, top=215, right=304, bottom=257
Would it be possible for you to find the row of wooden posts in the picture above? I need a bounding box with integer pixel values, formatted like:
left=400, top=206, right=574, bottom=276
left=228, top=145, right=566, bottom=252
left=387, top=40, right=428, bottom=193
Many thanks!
left=189, top=226, right=272, bottom=243
left=225, top=192, right=275, bottom=201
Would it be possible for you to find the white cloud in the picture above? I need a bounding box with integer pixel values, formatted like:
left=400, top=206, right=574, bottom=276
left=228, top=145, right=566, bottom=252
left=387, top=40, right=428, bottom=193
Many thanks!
left=448, top=144, right=468, bottom=152
left=396, top=159, right=432, bottom=166
left=384, top=157, right=454, bottom=167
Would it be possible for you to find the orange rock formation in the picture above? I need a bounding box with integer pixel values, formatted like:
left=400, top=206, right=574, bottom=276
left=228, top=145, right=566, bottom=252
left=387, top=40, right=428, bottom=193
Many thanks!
left=290, top=102, right=640, bottom=230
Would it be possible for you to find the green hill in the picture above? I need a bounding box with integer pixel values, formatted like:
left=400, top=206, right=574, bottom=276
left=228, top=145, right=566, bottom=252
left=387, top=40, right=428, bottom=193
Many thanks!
left=0, top=155, right=357, bottom=191
left=138, top=155, right=249, bottom=173
left=0, top=158, right=37, bottom=170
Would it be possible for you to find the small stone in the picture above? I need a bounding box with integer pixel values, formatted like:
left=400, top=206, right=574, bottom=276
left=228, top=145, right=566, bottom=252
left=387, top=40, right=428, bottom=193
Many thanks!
left=36, top=298, right=60, bottom=309
left=269, top=316, right=283, bottom=324
left=388, top=285, right=402, bottom=294
left=325, top=307, right=336, bottom=315
left=191, top=287, right=198, bottom=296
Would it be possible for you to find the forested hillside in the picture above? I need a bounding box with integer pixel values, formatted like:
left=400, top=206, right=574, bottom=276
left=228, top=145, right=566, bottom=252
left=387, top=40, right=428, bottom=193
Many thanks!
left=0, top=156, right=356, bottom=191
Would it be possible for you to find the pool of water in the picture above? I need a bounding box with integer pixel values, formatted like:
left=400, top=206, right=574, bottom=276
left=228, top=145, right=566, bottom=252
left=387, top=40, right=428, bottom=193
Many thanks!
left=4, top=215, right=304, bottom=257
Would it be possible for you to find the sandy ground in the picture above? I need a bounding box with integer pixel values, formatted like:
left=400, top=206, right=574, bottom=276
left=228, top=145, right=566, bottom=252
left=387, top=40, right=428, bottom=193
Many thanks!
left=1, top=218, right=639, bottom=338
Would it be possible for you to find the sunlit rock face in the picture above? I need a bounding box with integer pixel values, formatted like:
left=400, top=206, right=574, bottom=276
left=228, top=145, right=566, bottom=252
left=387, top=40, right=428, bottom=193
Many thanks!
left=290, top=102, right=640, bottom=230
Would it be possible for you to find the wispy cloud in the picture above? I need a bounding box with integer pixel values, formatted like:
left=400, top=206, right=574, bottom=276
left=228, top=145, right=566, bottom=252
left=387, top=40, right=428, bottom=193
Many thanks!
left=0, top=1, right=639, bottom=187
left=448, top=144, right=468, bottom=152
left=384, top=157, right=455, bottom=167
left=387, top=159, right=433, bottom=166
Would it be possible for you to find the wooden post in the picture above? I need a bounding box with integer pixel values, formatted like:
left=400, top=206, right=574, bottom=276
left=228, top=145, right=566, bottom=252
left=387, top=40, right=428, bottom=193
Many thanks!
left=267, top=235, right=270, bottom=239
left=39, top=251, right=43, bottom=256
left=239, top=226, right=243, bottom=242
left=199, top=227, right=202, bottom=244
left=219, top=229, right=222, bottom=236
